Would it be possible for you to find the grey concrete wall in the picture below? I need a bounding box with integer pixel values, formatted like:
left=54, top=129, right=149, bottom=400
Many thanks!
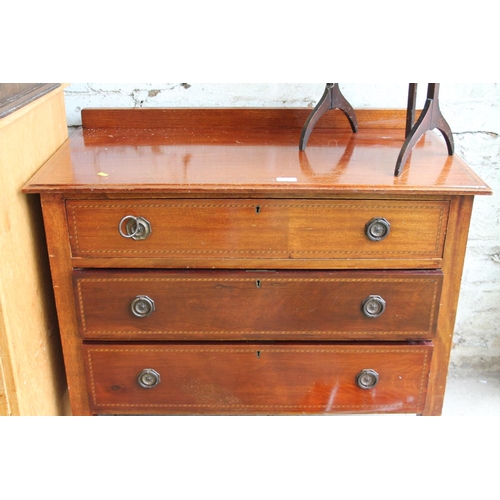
left=63, top=83, right=500, bottom=374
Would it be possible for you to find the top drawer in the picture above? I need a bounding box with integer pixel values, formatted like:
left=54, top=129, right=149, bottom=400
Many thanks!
left=66, top=199, right=449, bottom=266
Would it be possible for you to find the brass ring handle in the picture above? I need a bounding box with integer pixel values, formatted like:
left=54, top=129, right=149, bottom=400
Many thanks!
left=365, top=217, right=390, bottom=241
left=362, top=295, right=386, bottom=318
left=118, top=215, right=140, bottom=238
left=130, top=295, right=155, bottom=318
left=356, top=369, right=379, bottom=390
left=118, top=215, right=152, bottom=240
left=137, top=369, right=161, bottom=389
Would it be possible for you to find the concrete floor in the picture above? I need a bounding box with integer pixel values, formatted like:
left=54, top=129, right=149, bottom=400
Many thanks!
left=441, top=369, right=500, bottom=416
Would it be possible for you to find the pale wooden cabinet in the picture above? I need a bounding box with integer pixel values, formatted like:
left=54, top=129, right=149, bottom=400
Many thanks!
left=0, top=84, right=69, bottom=415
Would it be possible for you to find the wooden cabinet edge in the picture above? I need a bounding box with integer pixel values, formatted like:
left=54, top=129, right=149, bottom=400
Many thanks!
left=422, top=195, right=474, bottom=415
left=40, top=194, right=91, bottom=415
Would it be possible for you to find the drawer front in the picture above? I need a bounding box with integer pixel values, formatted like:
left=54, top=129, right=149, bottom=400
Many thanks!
left=74, top=270, right=442, bottom=341
left=82, top=343, right=433, bottom=415
left=66, top=199, right=449, bottom=264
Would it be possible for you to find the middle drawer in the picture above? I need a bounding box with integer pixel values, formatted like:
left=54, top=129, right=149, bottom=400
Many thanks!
left=74, top=269, right=442, bottom=341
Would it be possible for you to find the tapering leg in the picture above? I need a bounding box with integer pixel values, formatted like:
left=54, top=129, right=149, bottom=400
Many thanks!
left=406, top=83, right=418, bottom=137
left=395, top=83, right=454, bottom=176
left=300, top=83, right=358, bottom=151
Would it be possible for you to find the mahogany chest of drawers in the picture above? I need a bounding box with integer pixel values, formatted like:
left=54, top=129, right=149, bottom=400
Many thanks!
left=23, top=108, right=491, bottom=415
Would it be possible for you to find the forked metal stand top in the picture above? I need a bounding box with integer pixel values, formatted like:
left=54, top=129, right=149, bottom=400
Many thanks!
left=299, top=83, right=455, bottom=177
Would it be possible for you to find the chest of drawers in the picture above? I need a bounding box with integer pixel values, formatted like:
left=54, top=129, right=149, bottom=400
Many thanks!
left=23, top=108, right=491, bottom=415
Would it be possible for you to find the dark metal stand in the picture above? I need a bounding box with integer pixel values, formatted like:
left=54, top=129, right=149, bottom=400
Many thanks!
left=299, top=83, right=358, bottom=150
left=395, top=83, right=454, bottom=176
left=300, top=83, right=454, bottom=177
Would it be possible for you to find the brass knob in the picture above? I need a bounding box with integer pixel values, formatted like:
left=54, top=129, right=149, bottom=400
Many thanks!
left=130, top=295, right=155, bottom=318
left=137, top=369, right=161, bottom=389
left=365, top=217, right=390, bottom=241
left=118, top=215, right=152, bottom=240
left=362, top=295, right=386, bottom=318
left=356, top=369, right=379, bottom=390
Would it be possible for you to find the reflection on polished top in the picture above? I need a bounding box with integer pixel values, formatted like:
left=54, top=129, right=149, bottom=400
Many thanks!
left=23, top=108, right=492, bottom=196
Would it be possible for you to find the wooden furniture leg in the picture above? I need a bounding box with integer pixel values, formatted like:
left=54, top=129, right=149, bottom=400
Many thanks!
left=299, top=83, right=358, bottom=150
left=40, top=194, right=92, bottom=416
left=395, top=83, right=454, bottom=176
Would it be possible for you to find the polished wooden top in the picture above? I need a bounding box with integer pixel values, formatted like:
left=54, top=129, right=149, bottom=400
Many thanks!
left=23, top=108, right=492, bottom=196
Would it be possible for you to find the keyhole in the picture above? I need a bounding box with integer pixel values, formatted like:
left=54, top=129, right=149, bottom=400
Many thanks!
left=256, top=351, right=261, bottom=358
left=256, top=280, right=261, bottom=288
left=255, top=206, right=261, bottom=214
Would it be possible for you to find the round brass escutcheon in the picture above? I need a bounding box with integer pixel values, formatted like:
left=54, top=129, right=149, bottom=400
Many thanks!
left=361, top=295, right=386, bottom=318
left=137, top=369, right=161, bottom=389
left=356, top=369, right=379, bottom=390
left=130, top=295, right=155, bottom=318
left=365, top=217, right=391, bottom=241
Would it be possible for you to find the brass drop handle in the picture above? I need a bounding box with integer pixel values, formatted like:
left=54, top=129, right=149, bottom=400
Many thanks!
left=118, top=215, right=152, bottom=240
left=137, top=369, right=161, bottom=389
left=356, top=369, right=379, bottom=390
left=365, top=217, right=390, bottom=241
left=130, top=295, right=155, bottom=318
left=362, top=295, right=386, bottom=318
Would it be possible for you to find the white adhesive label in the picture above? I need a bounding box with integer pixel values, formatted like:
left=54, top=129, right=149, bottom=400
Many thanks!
left=276, top=177, right=298, bottom=182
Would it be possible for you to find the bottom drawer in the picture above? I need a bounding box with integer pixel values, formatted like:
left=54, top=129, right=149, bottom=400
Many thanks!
left=83, top=343, right=432, bottom=415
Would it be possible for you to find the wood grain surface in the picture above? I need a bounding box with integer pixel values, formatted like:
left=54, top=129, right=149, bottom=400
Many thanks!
left=0, top=85, right=68, bottom=415
left=23, top=108, right=491, bottom=416
left=74, top=269, right=442, bottom=341
left=83, top=342, right=433, bottom=415
left=23, top=109, right=492, bottom=197
left=66, top=199, right=449, bottom=269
